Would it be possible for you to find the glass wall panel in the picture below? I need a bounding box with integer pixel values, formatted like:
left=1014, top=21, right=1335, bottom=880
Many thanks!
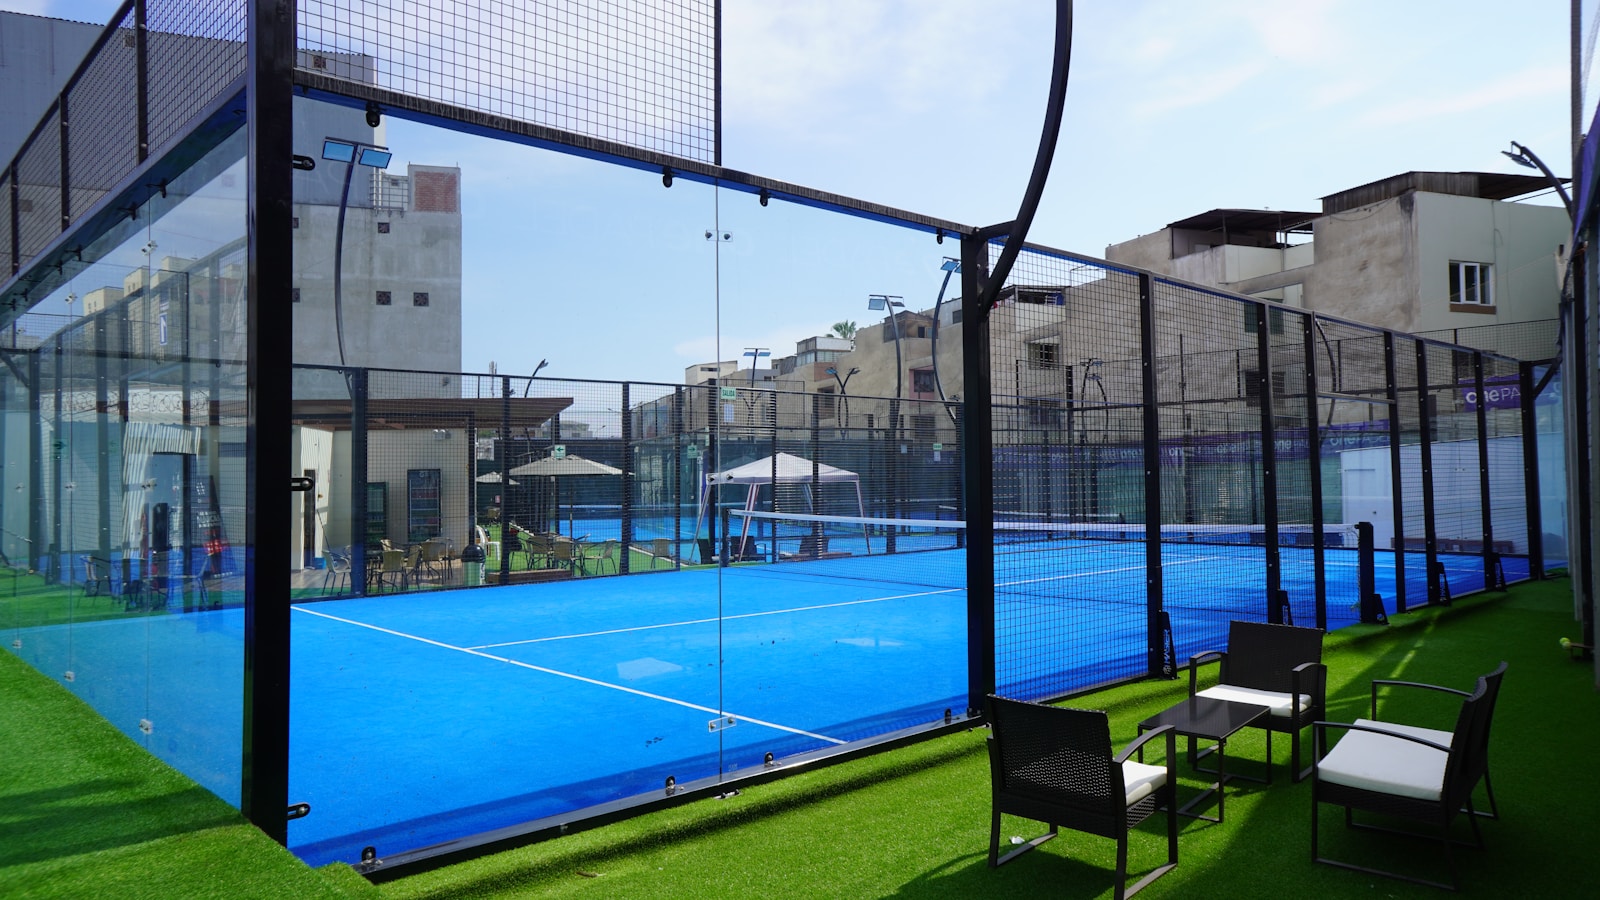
left=1534, top=364, right=1568, bottom=572
left=286, top=103, right=723, bottom=865
left=1314, top=319, right=1398, bottom=625
left=715, top=188, right=969, bottom=751
left=1, top=127, right=248, bottom=807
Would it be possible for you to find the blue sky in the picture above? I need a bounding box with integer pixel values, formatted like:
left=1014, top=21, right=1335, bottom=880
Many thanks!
left=4, top=1, right=1581, bottom=386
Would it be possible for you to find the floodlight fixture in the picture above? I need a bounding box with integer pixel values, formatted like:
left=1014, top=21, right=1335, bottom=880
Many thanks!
left=868, top=295, right=906, bottom=399
left=1501, top=141, right=1572, bottom=219
left=743, top=347, right=771, bottom=386
left=940, top=258, right=961, bottom=272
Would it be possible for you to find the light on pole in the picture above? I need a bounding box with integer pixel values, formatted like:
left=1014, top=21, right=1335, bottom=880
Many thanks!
left=825, top=365, right=859, bottom=394
left=1501, top=141, right=1574, bottom=219
left=867, top=294, right=905, bottom=399
left=320, top=137, right=393, bottom=369
left=743, top=347, right=770, bottom=386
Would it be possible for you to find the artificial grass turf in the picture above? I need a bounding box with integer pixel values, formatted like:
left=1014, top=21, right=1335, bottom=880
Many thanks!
left=0, top=648, right=372, bottom=900
left=376, top=577, right=1598, bottom=899
left=2, top=577, right=1594, bottom=898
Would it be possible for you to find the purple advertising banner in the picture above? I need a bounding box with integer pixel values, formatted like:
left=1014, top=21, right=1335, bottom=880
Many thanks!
left=1460, top=375, right=1556, bottom=411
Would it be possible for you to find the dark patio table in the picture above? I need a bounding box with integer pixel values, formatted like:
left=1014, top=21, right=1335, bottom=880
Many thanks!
left=1138, top=695, right=1271, bottom=822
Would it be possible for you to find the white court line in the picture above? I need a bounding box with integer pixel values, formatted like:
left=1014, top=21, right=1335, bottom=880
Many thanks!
left=474, top=587, right=961, bottom=650
left=479, top=556, right=1222, bottom=650
left=292, top=605, right=847, bottom=746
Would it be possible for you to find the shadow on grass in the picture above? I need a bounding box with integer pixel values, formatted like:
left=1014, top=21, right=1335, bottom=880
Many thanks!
left=0, top=777, right=242, bottom=868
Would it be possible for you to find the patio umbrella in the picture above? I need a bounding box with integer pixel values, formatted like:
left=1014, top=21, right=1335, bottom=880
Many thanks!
left=509, top=454, right=623, bottom=534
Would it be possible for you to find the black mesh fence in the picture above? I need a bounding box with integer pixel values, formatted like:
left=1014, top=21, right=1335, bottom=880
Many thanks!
left=971, top=245, right=1542, bottom=705
left=296, top=0, right=719, bottom=164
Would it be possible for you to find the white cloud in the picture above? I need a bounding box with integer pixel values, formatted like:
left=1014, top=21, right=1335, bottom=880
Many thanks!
left=1358, top=63, right=1568, bottom=128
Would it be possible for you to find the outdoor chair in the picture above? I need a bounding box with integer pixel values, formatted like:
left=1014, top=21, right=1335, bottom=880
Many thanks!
left=1366, top=661, right=1508, bottom=820
left=1311, top=663, right=1505, bottom=890
left=549, top=540, right=579, bottom=574
left=321, top=547, right=352, bottom=595
left=985, top=695, right=1178, bottom=900
left=419, top=538, right=446, bottom=581
left=375, top=548, right=408, bottom=592
left=1189, top=619, right=1326, bottom=781
left=80, top=555, right=112, bottom=599
left=588, top=540, right=618, bottom=574
left=649, top=538, right=671, bottom=568
left=519, top=532, right=551, bottom=570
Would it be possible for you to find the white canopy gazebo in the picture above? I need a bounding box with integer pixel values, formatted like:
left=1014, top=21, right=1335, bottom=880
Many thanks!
left=694, top=452, right=866, bottom=559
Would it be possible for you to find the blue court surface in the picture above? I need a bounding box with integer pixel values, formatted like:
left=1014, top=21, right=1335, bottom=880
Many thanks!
left=8, top=535, right=1533, bottom=867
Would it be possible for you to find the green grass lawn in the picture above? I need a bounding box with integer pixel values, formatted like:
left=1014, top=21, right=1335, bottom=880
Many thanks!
left=3, top=576, right=1594, bottom=898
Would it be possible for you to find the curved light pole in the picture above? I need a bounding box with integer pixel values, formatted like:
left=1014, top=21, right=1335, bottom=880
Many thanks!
left=867, top=295, right=905, bottom=399
left=1502, top=141, right=1574, bottom=218
left=929, top=258, right=961, bottom=423
left=868, top=295, right=905, bottom=542
left=321, top=138, right=393, bottom=369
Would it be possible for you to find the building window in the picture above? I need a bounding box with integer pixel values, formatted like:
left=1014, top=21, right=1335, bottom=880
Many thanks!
left=1024, top=398, right=1063, bottom=427
left=1244, top=305, right=1286, bottom=335
left=413, top=291, right=429, bottom=307
left=912, top=368, right=936, bottom=394
left=377, top=221, right=391, bottom=234
left=1027, top=341, right=1060, bottom=370
left=817, top=385, right=837, bottom=418
left=376, top=290, right=391, bottom=306
left=291, top=216, right=299, bottom=229
left=1450, top=261, right=1493, bottom=307
left=291, top=287, right=300, bottom=303
left=951, top=308, right=963, bottom=324
left=1243, top=369, right=1288, bottom=407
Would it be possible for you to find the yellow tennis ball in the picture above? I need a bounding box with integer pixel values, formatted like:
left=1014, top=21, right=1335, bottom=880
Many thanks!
left=1560, top=637, right=1572, bottom=649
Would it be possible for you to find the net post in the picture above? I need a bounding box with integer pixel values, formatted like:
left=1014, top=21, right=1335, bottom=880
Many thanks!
left=1356, top=521, right=1387, bottom=624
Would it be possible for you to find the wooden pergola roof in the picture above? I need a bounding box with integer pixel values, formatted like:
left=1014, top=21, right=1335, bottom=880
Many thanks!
left=290, top=396, right=573, bottom=431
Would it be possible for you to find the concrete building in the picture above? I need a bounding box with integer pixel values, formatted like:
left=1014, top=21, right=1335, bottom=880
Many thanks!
left=1106, top=172, right=1571, bottom=344
left=290, top=96, right=464, bottom=398
left=0, top=12, right=102, bottom=162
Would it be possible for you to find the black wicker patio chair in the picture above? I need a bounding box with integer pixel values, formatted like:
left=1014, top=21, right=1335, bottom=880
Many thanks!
left=1188, top=619, right=1326, bottom=781
left=1311, top=663, right=1504, bottom=890
left=985, top=695, right=1178, bottom=900
left=1367, top=661, right=1507, bottom=820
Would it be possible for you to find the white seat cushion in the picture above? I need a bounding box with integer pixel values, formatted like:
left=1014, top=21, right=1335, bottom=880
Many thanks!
left=1197, top=685, right=1311, bottom=717
left=1121, top=760, right=1167, bottom=807
left=1317, top=718, right=1447, bottom=801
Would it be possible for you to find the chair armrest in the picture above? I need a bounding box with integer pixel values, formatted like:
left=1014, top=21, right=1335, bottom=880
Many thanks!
left=1116, top=724, right=1175, bottom=766
left=1368, top=679, right=1469, bottom=720
left=1311, top=719, right=1453, bottom=764
left=1290, top=661, right=1327, bottom=715
left=1188, top=650, right=1225, bottom=696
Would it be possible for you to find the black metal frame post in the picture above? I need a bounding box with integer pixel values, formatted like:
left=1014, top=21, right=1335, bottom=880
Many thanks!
left=51, top=336, right=63, bottom=584
left=350, top=367, right=368, bottom=592
left=1415, top=341, right=1443, bottom=604
left=620, top=382, right=632, bottom=575
left=1472, top=353, right=1497, bottom=588
left=1519, top=361, right=1545, bottom=576
left=499, top=375, right=512, bottom=580
left=1383, top=333, right=1408, bottom=612
left=27, top=351, right=42, bottom=576
left=1302, top=315, right=1327, bottom=630
left=1254, top=304, right=1283, bottom=623
left=95, top=310, right=112, bottom=575
left=961, top=229, right=997, bottom=712
left=1138, top=273, right=1166, bottom=674
left=243, top=0, right=296, bottom=846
